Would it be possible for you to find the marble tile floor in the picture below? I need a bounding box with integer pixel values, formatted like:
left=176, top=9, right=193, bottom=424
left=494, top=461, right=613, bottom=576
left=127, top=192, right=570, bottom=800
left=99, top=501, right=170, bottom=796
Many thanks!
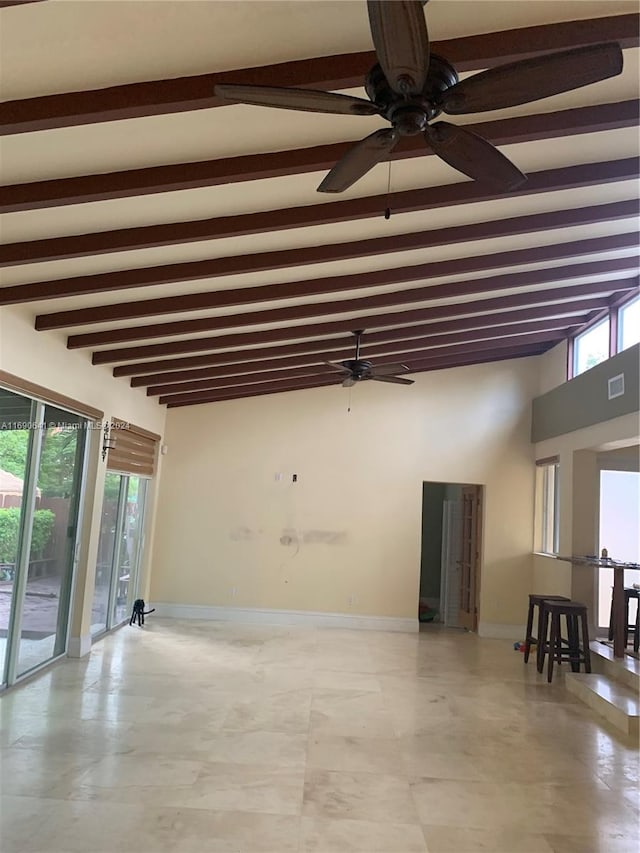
left=0, top=619, right=638, bottom=853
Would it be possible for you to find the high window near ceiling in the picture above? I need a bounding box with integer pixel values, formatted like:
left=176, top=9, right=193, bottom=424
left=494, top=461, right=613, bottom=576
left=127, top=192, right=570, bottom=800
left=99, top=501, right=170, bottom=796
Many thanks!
left=618, top=293, right=640, bottom=352
left=573, top=316, right=610, bottom=376
left=570, top=293, right=639, bottom=378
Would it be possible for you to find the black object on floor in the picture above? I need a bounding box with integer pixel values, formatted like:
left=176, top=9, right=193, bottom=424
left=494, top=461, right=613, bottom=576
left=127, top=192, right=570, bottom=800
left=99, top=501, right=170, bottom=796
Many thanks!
left=129, top=599, right=155, bottom=627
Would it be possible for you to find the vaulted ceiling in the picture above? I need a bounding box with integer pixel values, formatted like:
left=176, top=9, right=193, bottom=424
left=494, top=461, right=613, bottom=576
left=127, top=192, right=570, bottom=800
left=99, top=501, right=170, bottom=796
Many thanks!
left=1, top=0, right=638, bottom=408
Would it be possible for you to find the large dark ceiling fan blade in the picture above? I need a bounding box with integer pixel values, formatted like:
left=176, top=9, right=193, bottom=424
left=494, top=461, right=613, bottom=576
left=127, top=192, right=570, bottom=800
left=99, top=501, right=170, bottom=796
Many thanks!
left=215, top=84, right=381, bottom=116
left=324, top=361, right=351, bottom=374
left=441, top=43, right=623, bottom=115
left=370, top=363, right=410, bottom=376
left=318, top=128, right=399, bottom=193
left=367, top=0, right=429, bottom=96
left=371, top=375, right=415, bottom=385
left=425, top=121, right=526, bottom=190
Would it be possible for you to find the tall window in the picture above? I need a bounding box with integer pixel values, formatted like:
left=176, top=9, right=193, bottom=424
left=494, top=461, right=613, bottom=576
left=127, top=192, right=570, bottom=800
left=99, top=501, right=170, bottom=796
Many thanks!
left=618, top=293, right=640, bottom=352
left=536, top=459, right=560, bottom=554
left=573, top=317, right=610, bottom=377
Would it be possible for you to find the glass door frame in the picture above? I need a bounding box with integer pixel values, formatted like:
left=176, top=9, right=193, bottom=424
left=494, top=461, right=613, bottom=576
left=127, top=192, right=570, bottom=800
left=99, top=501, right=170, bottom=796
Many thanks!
left=53, top=418, right=89, bottom=660
left=105, top=475, right=129, bottom=630
left=115, top=476, right=148, bottom=627
left=3, top=398, right=42, bottom=686
left=94, top=473, right=149, bottom=638
left=1, top=397, right=89, bottom=687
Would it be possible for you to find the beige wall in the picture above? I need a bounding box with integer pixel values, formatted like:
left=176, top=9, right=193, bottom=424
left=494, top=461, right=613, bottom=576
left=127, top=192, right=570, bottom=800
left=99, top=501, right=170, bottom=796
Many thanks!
left=0, top=306, right=165, bottom=431
left=537, top=340, right=567, bottom=395
left=0, top=305, right=166, bottom=651
left=151, top=357, right=540, bottom=632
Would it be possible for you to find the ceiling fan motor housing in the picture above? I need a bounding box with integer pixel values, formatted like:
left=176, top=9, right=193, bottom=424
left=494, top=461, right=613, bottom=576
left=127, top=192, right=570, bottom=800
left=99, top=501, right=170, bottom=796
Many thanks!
left=365, top=55, right=459, bottom=134
left=340, top=358, right=374, bottom=379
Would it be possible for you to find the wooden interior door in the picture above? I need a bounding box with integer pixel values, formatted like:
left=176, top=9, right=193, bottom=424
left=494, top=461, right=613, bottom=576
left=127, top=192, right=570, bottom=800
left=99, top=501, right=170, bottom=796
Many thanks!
left=458, top=485, right=482, bottom=631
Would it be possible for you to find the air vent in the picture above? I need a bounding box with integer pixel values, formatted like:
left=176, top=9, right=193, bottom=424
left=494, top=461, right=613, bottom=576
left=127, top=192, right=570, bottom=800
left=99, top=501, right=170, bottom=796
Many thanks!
left=608, top=373, right=625, bottom=400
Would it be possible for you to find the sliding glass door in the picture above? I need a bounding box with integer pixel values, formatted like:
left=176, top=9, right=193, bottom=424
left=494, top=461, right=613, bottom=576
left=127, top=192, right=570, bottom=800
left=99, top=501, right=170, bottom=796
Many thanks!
left=91, top=473, right=121, bottom=636
left=0, top=391, right=87, bottom=686
left=91, top=473, right=148, bottom=637
left=113, top=476, right=147, bottom=626
left=16, top=407, right=86, bottom=676
left=0, top=390, right=34, bottom=685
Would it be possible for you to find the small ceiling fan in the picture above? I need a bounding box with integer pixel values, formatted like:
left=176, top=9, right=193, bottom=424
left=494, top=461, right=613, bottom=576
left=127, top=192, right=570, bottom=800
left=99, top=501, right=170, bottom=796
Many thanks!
left=215, top=1, right=623, bottom=193
left=325, top=330, right=415, bottom=387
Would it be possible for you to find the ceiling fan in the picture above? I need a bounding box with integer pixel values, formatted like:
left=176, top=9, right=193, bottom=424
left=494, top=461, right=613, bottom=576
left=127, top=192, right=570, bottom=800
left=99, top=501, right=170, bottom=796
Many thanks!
left=215, top=1, right=623, bottom=193
left=325, top=330, right=415, bottom=387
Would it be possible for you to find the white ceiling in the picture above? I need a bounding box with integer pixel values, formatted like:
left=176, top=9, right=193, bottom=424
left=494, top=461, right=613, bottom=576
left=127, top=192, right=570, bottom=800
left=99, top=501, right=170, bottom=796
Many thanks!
left=0, top=0, right=638, bottom=406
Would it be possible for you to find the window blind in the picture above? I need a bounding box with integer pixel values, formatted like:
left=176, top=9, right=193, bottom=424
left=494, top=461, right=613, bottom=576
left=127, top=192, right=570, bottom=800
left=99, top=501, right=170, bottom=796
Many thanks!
left=106, top=419, right=159, bottom=477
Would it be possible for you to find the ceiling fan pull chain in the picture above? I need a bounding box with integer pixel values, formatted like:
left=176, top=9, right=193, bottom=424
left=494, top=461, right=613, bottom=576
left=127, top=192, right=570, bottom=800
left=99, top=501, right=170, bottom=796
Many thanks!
left=384, top=157, right=392, bottom=220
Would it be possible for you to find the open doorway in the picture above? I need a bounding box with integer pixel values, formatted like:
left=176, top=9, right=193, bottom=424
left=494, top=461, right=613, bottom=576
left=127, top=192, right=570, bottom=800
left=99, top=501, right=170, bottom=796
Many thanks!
left=597, top=467, right=640, bottom=633
left=419, top=482, right=483, bottom=631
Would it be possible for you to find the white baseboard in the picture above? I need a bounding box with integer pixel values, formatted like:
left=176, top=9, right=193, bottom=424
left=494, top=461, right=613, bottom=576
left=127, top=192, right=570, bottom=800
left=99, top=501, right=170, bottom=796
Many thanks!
left=67, top=634, right=92, bottom=658
left=478, top=622, right=526, bottom=640
left=152, top=602, right=418, bottom=633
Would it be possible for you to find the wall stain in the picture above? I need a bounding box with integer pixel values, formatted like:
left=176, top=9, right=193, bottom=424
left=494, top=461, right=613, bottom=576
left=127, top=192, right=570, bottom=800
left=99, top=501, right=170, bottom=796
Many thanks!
left=230, top=526, right=261, bottom=542
left=279, top=528, right=348, bottom=546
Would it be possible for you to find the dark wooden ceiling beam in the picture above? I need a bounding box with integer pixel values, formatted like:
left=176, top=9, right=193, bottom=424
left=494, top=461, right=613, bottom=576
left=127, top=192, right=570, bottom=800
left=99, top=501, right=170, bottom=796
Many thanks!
left=163, top=375, right=339, bottom=407
left=121, top=296, right=609, bottom=379
left=124, top=336, right=365, bottom=379
left=2, top=200, right=635, bottom=306
left=153, top=364, right=339, bottom=397
left=98, top=279, right=636, bottom=366
left=68, top=256, right=639, bottom=349
left=2, top=15, right=636, bottom=136
left=3, top=101, right=637, bottom=214
left=2, top=157, right=637, bottom=267
left=134, top=315, right=586, bottom=388
left=147, top=327, right=570, bottom=397
left=34, top=231, right=639, bottom=328
left=160, top=342, right=549, bottom=407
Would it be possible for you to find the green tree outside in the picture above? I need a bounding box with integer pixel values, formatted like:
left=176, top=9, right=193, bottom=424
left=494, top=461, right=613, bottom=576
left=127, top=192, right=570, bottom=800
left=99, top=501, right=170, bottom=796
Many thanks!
left=0, top=427, right=79, bottom=497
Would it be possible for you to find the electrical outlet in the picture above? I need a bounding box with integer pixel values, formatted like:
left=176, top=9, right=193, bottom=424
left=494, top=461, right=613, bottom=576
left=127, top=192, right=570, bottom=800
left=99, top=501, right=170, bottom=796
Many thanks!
left=231, top=587, right=237, bottom=598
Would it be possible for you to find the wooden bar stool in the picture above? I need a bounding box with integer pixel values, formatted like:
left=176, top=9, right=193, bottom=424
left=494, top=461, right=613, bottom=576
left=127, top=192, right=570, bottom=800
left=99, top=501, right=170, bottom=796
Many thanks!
left=544, top=600, right=591, bottom=683
left=608, top=588, right=640, bottom=653
left=523, top=594, right=570, bottom=668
